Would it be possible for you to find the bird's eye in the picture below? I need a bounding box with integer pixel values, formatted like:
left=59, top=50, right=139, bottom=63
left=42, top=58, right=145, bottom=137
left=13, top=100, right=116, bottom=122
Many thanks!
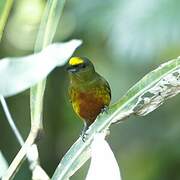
left=73, top=64, right=79, bottom=68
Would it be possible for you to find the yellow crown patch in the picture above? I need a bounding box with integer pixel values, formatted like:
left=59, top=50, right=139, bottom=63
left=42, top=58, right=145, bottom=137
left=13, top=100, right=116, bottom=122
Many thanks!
left=69, top=57, right=84, bottom=66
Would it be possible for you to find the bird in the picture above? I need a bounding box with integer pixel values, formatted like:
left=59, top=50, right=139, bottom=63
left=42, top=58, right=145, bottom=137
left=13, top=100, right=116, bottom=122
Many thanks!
left=66, top=57, right=111, bottom=140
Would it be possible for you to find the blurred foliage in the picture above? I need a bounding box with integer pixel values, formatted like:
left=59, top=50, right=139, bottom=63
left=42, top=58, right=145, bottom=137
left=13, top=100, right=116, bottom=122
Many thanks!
left=109, top=0, right=180, bottom=61
left=0, top=0, right=13, bottom=41
left=0, top=1, right=6, bottom=16
left=0, top=0, right=180, bottom=179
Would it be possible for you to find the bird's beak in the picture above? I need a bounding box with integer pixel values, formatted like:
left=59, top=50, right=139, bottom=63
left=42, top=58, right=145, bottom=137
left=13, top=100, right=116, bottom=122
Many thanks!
left=66, top=65, right=78, bottom=73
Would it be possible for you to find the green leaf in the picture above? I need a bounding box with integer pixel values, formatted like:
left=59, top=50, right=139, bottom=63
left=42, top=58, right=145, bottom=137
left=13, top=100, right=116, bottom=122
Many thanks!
left=34, top=0, right=66, bottom=52
left=86, top=134, right=121, bottom=180
left=30, top=0, right=67, bottom=131
left=52, top=56, right=180, bottom=179
left=0, top=151, right=8, bottom=178
left=0, top=40, right=82, bottom=97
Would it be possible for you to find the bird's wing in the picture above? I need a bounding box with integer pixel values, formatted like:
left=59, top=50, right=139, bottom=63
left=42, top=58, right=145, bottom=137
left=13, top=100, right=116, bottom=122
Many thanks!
left=68, top=86, right=73, bottom=103
left=99, top=75, right=111, bottom=100
left=105, top=80, right=111, bottom=99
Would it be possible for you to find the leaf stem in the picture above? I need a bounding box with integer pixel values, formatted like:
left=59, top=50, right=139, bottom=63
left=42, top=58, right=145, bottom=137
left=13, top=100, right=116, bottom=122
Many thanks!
left=0, top=96, right=24, bottom=146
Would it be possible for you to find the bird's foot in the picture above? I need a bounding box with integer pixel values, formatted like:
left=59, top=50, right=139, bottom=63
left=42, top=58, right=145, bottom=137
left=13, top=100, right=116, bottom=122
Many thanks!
left=81, top=132, right=88, bottom=142
left=101, top=105, right=109, bottom=114
left=81, top=122, right=89, bottom=142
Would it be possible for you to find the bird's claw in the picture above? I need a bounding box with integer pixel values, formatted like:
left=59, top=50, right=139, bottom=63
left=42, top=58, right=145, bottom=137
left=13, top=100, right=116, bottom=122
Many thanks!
left=81, top=122, right=89, bottom=142
left=81, top=132, right=88, bottom=142
left=101, top=105, right=109, bottom=114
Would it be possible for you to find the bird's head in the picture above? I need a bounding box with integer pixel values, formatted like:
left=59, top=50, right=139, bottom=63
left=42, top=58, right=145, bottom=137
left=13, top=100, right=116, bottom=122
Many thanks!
left=67, top=57, right=95, bottom=80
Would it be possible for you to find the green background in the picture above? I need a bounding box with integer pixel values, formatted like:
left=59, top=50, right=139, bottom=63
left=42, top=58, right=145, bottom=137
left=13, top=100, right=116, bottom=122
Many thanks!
left=0, top=0, right=180, bottom=179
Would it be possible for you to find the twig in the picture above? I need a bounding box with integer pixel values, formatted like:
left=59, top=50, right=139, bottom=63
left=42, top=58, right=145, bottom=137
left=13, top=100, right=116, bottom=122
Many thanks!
left=2, top=126, right=49, bottom=180
left=1, top=95, right=49, bottom=180
left=2, top=131, right=34, bottom=180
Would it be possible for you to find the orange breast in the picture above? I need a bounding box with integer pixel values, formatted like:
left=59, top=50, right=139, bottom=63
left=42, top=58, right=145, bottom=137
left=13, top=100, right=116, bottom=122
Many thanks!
left=78, top=92, right=105, bottom=123
left=70, top=87, right=111, bottom=125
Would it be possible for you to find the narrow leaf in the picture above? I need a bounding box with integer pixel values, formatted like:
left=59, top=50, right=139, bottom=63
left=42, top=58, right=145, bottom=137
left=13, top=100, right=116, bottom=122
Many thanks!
left=34, top=0, right=66, bottom=52
left=0, top=40, right=82, bottom=97
left=52, top=56, right=180, bottom=180
left=30, top=0, right=67, bottom=139
left=86, top=133, right=121, bottom=180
